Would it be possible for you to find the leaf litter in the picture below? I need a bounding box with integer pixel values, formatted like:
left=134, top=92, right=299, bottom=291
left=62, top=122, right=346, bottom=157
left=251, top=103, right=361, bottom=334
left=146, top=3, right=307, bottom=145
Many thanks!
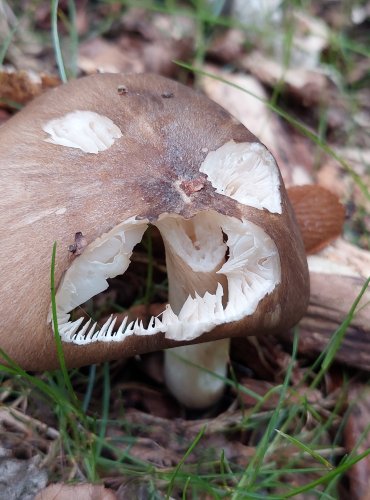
left=0, top=0, right=369, bottom=498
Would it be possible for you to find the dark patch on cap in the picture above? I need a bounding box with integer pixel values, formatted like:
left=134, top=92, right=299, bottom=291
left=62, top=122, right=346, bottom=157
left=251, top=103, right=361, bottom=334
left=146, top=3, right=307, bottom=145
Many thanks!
left=179, top=177, right=205, bottom=196
left=68, top=232, right=87, bottom=256
left=117, top=85, right=128, bottom=95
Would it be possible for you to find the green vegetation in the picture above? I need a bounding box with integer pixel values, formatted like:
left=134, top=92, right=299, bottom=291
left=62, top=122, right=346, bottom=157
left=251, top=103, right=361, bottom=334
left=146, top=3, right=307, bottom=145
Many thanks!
left=1, top=0, right=369, bottom=497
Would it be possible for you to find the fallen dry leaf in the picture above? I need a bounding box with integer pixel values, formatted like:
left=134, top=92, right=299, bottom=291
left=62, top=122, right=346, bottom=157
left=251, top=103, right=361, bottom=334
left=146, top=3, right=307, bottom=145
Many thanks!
left=344, top=384, right=370, bottom=499
left=106, top=407, right=256, bottom=468
left=113, top=381, right=180, bottom=419
left=75, top=8, right=195, bottom=78
left=200, top=66, right=316, bottom=186
left=0, top=67, right=59, bottom=108
left=207, top=29, right=246, bottom=64
left=78, top=38, right=144, bottom=75
left=242, top=51, right=329, bottom=107
left=35, top=483, right=117, bottom=500
left=200, top=66, right=279, bottom=155
left=234, top=377, right=322, bottom=410
left=278, top=239, right=370, bottom=371
left=231, top=336, right=292, bottom=381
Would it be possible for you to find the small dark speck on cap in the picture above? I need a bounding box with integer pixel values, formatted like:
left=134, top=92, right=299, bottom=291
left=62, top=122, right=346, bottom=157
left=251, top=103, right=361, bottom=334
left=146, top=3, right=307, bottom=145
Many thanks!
left=161, top=92, right=174, bottom=98
left=68, top=232, right=87, bottom=256
left=117, top=85, right=128, bottom=95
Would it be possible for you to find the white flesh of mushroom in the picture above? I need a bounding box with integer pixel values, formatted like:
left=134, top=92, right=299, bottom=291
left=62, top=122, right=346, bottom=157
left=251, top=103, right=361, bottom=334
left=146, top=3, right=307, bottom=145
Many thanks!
left=200, top=140, right=282, bottom=214
left=47, top=137, right=282, bottom=407
left=43, top=111, right=122, bottom=153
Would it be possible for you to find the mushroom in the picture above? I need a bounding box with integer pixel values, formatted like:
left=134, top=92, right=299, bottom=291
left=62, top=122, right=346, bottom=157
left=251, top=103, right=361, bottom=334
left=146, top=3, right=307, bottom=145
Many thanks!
left=0, top=73, right=309, bottom=408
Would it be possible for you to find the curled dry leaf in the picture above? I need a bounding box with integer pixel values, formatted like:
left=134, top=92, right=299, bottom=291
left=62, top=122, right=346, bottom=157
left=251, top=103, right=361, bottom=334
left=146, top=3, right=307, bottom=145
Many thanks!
left=241, top=51, right=329, bottom=107
left=78, top=38, right=144, bottom=75
left=287, top=185, right=345, bottom=254
left=0, top=67, right=59, bottom=108
left=207, top=29, right=246, bottom=64
left=47, top=8, right=197, bottom=77
left=200, top=67, right=279, bottom=154
left=107, top=408, right=255, bottom=468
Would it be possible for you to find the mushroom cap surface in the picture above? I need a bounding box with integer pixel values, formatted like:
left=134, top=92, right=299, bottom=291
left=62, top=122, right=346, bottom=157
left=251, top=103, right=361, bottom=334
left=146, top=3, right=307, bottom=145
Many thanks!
left=0, top=73, right=309, bottom=370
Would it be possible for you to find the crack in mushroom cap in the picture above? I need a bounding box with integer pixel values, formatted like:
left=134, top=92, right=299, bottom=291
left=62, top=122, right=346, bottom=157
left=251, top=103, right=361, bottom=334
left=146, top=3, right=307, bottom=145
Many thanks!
left=51, top=211, right=281, bottom=344
left=0, top=73, right=309, bottom=371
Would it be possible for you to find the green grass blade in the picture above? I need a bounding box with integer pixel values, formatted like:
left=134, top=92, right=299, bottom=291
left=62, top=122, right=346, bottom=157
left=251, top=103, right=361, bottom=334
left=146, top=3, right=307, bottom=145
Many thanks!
left=67, top=0, right=78, bottom=77
left=0, top=350, right=76, bottom=413
left=95, top=362, right=111, bottom=459
left=50, top=241, right=79, bottom=405
left=275, top=429, right=333, bottom=470
left=0, top=24, right=18, bottom=65
left=82, top=364, right=97, bottom=412
left=282, top=448, right=370, bottom=498
left=51, top=0, right=68, bottom=82
left=231, top=330, right=299, bottom=497
left=166, top=425, right=206, bottom=498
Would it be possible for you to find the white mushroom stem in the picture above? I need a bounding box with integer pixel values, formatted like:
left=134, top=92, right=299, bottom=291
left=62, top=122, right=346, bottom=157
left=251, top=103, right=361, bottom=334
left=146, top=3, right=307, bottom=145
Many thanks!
left=158, top=215, right=230, bottom=408
left=164, top=340, right=230, bottom=409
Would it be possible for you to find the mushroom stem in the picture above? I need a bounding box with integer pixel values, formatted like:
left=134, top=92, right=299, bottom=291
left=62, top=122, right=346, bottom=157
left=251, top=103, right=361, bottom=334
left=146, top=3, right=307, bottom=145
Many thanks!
left=157, top=214, right=230, bottom=408
left=164, top=339, right=230, bottom=408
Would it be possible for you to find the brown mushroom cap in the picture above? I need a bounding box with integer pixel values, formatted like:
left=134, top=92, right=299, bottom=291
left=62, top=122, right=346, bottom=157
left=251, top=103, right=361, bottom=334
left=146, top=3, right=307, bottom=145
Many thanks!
left=0, top=73, right=309, bottom=371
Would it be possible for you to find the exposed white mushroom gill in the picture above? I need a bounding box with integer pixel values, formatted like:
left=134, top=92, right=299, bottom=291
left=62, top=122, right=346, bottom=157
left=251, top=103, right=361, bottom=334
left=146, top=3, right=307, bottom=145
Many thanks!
left=199, top=140, right=282, bottom=214
left=155, top=212, right=228, bottom=312
left=49, top=210, right=281, bottom=345
left=50, top=217, right=148, bottom=326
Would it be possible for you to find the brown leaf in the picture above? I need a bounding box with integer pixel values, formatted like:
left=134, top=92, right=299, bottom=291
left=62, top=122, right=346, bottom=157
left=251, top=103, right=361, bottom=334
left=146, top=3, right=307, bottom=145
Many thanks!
left=35, top=483, right=117, bottom=500
left=242, top=51, right=329, bottom=107
left=279, top=263, right=370, bottom=371
left=78, top=38, right=144, bottom=75
left=107, top=408, right=255, bottom=468
left=0, top=108, right=10, bottom=125
left=344, top=384, right=370, bottom=499
left=113, top=382, right=180, bottom=419
left=234, top=378, right=322, bottom=410
left=200, top=66, right=316, bottom=187
left=207, top=29, right=245, bottom=63
left=231, top=336, right=292, bottom=381
left=287, top=185, right=345, bottom=253
left=0, top=67, right=59, bottom=108
left=78, top=9, right=194, bottom=78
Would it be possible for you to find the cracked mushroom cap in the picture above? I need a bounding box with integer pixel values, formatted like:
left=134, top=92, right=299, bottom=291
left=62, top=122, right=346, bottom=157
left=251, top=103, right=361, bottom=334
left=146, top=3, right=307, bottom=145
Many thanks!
left=0, top=73, right=309, bottom=371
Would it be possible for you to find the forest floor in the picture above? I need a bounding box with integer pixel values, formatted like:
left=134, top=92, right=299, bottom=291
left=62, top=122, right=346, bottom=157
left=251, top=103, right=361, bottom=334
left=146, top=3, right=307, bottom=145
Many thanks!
left=0, top=1, right=369, bottom=498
